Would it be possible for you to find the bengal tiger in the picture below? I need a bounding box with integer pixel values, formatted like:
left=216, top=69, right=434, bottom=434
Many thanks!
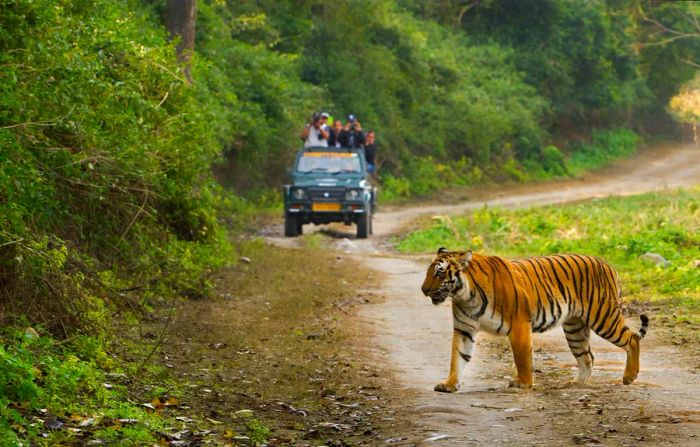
left=421, top=248, right=649, bottom=392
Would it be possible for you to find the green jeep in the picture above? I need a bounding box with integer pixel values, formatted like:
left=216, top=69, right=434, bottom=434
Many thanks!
left=283, top=147, right=377, bottom=238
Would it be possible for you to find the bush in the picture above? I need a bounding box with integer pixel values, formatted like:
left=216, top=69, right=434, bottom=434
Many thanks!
left=566, top=128, right=640, bottom=175
left=381, top=155, right=485, bottom=201
left=541, top=145, right=568, bottom=176
left=0, top=330, right=166, bottom=445
left=0, top=0, right=233, bottom=334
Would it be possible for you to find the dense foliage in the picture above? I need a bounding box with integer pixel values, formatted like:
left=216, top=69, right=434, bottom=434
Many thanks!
left=182, top=0, right=698, bottom=197
left=0, top=330, right=169, bottom=445
left=1, top=0, right=232, bottom=335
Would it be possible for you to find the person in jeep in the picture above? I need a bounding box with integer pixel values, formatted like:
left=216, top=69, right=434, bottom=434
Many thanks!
left=300, top=112, right=329, bottom=147
left=339, top=114, right=365, bottom=149
left=364, top=129, right=377, bottom=174
left=327, top=119, right=344, bottom=148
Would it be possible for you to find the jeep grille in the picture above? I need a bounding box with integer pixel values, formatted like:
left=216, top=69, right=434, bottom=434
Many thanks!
left=308, top=187, right=345, bottom=201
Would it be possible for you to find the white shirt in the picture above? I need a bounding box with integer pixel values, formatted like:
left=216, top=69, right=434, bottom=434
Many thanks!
left=304, top=126, right=328, bottom=147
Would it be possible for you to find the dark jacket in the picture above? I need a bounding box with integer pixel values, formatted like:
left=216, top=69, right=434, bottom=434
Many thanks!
left=327, top=128, right=342, bottom=147
left=339, top=130, right=365, bottom=149
left=364, top=143, right=376, bottom=165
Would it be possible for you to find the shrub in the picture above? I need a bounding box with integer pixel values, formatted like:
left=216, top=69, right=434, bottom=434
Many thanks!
left=0, top=0, right=232, bottom=334
left=566, top=128, right=640, bottom=175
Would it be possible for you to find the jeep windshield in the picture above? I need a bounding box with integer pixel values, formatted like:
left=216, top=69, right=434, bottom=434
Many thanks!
left=295, top=151, right=362, bottom=175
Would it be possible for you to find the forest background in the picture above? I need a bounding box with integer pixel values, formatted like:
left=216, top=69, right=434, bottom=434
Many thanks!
left=1, top=0, right=699, bottom=444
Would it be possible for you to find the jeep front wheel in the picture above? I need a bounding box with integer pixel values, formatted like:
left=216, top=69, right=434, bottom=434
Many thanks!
left=356, top=211, right=370, bottom=239
left=284, top=214, right=299, bottom=237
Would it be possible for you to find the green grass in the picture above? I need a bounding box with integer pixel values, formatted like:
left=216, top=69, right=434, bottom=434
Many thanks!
left=0, top=330, right=168, bottom=446
left=395, top=188, right=700, bottom=329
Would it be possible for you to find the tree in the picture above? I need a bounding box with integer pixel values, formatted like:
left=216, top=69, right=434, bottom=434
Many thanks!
left=669, top=88, right=700, bottom=143
left=165, top=0, right=197, bottom=82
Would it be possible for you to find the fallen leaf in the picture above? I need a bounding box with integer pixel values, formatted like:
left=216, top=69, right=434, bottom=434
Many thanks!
left=117, top=418, right=139, bottom=424
left=151, top=398, right=165, bottom=411
left=425, top=434, right=453, bottom=442
left=233, top=409, right=253, bottom=418
left=79, top=418, right=96, bottom=427
left=45, top=417, right=64, bottom=430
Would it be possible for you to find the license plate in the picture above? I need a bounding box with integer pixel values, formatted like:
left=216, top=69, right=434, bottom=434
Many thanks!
left=312, top=203, right=341, bottom=212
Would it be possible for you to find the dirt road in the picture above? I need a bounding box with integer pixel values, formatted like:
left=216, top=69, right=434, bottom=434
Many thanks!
left=309, top=143, right=700, bottom=445
left=267, top=143, right=700, bottom=445
left=366, top=257, right=699, bottom=446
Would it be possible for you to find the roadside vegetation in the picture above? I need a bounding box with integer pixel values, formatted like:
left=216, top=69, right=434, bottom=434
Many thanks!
left=1, top=1, right=232, bottom=443
left=395, top=188, right=700, bottom=341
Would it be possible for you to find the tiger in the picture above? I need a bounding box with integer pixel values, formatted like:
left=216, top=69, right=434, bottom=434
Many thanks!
left=421, top=247, right=649, bottom=392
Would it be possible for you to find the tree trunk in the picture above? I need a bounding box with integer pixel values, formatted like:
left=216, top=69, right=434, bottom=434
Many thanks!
left=165, top=0, right=197, bottom=83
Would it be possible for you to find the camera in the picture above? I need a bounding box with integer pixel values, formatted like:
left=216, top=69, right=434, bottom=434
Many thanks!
left=310, top=112, right=323, bottom=128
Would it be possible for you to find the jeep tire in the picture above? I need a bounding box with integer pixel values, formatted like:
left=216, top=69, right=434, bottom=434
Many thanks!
left=284, top=214, right=299, bottom=237
left=356, top=210, right=370, bottom=239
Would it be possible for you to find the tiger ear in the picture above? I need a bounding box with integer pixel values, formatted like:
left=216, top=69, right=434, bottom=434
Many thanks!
left=458, top=250, right=472, bottom=270
left=437, top=247, right=449, bottom=255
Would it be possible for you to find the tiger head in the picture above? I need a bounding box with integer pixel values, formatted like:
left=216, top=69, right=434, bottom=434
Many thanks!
left=421, top=247, right=473, bottom=305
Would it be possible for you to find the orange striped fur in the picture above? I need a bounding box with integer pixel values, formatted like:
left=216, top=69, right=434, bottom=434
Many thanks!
left=421, top=248, right=648, bottom=392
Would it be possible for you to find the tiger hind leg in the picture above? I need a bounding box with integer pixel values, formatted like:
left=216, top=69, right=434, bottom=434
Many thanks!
left=591, top=309, right=649, bottom=385
left=563, top=318, right=593, bottom=384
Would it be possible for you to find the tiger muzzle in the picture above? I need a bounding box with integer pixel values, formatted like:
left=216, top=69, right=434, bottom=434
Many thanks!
left=429, top=293, right=447, bottom=305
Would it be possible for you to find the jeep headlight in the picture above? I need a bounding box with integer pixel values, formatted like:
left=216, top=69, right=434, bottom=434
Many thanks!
left=345, top=189, right=361, bottom=200
left=292, top=188, right=306, bottom=200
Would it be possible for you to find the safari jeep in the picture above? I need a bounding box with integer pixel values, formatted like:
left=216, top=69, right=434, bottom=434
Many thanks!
left=283, top=147, right=377, bottom=238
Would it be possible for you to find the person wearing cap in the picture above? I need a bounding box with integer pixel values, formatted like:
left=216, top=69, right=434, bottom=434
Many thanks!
left=339, top=114, right=365, bottom=149
left=300, top=112, right=329, bottom=147
left=320, top=112, right=330, bottom=133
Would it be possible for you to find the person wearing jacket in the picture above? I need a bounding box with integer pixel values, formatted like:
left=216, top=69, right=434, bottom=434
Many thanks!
left=339, top=114, right=365, bottom=149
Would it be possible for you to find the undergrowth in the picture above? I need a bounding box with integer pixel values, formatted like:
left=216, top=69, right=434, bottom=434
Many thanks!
left=0, top=329, right=166, bottom=446
left=380, top=128, right=640, bottom=202
left=0, top=1, right=235, bottom=443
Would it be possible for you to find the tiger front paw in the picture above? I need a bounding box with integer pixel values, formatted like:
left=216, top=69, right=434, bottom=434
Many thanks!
left=508, top=378, right=532, bottom=389
left=434, top=381, right=459, bottom=393
left=622, top=373, right=637, bottom=385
